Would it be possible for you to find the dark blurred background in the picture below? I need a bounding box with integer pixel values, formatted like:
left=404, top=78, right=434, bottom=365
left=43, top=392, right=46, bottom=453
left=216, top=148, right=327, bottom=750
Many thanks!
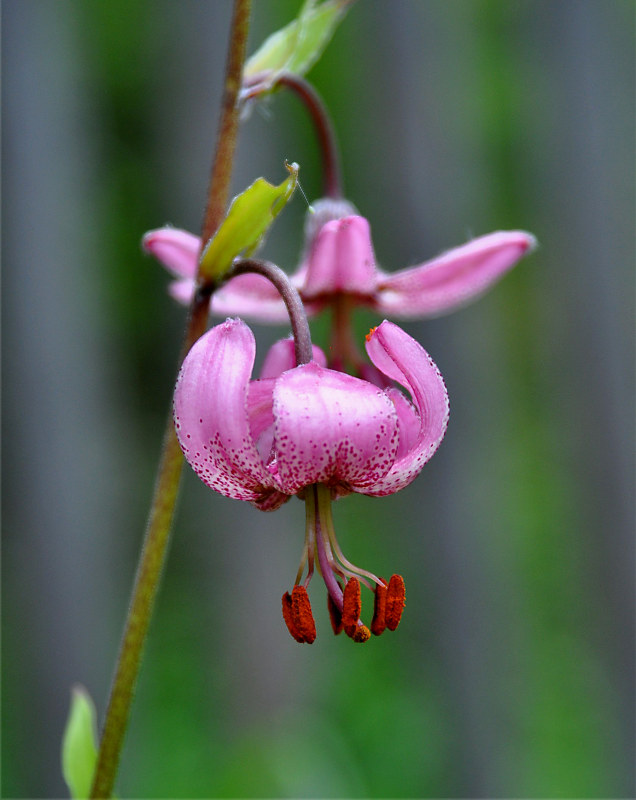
left=2, top=1, right=634, bottom=797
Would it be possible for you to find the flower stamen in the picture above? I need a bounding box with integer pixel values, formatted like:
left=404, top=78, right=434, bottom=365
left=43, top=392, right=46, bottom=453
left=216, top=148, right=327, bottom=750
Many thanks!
left=282, top=586, right=316, bottom=644
left=281, top=592, right=305, bottom=643
left=371, top=578, right=387, bottom=636
left=317, top=484, right=383, bottom=588
left=281, top=483, right=406, bottom=643
left=341, top=578, right=371, bottom=642
left=385, top=574, right=406, bottom=631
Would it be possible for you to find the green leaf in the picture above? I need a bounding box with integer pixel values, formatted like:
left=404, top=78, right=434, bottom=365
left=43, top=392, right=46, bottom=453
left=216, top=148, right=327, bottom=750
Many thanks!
left=199, top=162, right=299, bottom=281
left=61, top=686, right=98, bottom=799
left=244, top=0, right=352, bottom=87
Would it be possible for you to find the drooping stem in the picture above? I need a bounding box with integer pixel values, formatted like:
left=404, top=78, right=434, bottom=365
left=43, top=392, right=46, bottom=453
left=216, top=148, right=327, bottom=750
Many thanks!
left=230, top=257, right=313, bottom=365
left=89, top=3, right=251, bottom=797
left=243, top=72, right=342, bottom=199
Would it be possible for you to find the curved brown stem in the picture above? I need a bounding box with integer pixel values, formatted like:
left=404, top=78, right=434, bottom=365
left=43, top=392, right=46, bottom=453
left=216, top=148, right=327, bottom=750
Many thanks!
left=243, top=71, right=342, bottom=199
left=230, top=257, right=313, bottom=365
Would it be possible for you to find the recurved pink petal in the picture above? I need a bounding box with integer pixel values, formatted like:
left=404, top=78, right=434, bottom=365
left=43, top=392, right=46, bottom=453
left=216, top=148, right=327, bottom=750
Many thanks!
left=384, top=387, right=421, bottom=460
left=173, top=318, right=280, bottom=503
left=375, top=231, right=537, bottom=318
left=260, top=338, right=327, bottom=379
left=143, top=227, right=200, bottom=279
left=363, top=321, right=449, bottom=495
left=302, top=216, right=378, bottom=299
left=272, top=362, right=399, bottom=495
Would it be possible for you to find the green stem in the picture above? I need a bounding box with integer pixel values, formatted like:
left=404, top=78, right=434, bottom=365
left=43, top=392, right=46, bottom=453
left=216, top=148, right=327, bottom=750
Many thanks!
left=89, top=2, right=251, bottom=796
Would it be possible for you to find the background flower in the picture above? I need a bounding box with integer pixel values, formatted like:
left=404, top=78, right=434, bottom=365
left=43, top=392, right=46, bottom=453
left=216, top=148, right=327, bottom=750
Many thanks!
left=143, top=219, right=536, bottom=322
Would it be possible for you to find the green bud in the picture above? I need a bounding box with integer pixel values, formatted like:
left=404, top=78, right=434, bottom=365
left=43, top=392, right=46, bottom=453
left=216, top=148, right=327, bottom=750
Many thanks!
left=61, top=686, right=98, bottom=799
left=244, top=0, right=352, bottom=90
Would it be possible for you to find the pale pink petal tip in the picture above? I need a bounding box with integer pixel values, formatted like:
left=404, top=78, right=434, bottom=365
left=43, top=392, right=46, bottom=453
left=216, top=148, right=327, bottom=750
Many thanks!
left=142, top=227, right=201, bottom=279
left=375, top=229, right=538, bottom=318
left=363, top=320, right=449, bottom=495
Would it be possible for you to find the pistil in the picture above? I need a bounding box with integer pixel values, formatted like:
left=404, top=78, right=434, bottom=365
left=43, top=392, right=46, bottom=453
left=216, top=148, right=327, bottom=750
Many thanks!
left=312, top=485, right=346, bottom=612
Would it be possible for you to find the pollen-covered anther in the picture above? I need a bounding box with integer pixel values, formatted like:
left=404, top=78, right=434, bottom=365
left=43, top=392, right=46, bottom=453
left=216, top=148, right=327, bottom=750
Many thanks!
left=340, top=578, right=369, bottom=643
left=371, top=578, right=388, bottom=636
left=352, top=623, right=371, bottom=643
left=282, top=592, right=305, bottom=643
left=341, top=578, right=361, bottom=637
left=282, top=586, right=316, bottom=644
left=385, top=574, right=406, bottom=631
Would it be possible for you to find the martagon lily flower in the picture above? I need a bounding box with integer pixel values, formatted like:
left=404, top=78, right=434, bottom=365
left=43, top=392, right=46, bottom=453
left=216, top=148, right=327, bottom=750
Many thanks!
left=173, top=316, right=449, bottom=642
left=143, top=201, right=536, bottom=324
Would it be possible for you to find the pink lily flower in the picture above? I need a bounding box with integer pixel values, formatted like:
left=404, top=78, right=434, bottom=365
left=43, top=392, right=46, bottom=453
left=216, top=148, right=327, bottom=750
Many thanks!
left=143, top=208, right=536, bottom=322
left=173, top=316, right=448, bottom=642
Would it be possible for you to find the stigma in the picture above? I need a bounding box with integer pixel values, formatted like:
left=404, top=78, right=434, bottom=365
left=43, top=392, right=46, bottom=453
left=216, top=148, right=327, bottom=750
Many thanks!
left=281, top=483, right=405, bottom=643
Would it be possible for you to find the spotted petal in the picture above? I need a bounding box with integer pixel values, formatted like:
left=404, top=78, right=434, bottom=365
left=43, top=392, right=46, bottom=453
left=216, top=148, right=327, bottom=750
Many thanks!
left=272, top=362, right=399, bottom=495
left=375, top=231, right=537, bottom=318
left=363, top=321, right=449, bottom=495
left=174, top=318, right=285, bottom=508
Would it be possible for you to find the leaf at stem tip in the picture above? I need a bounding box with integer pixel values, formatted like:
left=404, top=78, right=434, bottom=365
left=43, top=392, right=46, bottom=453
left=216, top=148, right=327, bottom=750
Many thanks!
left=61, top=685, right=98, bottom=799
left=199, top=161, right=299, bottom=281
left=243, top=0, right=353, bottom=89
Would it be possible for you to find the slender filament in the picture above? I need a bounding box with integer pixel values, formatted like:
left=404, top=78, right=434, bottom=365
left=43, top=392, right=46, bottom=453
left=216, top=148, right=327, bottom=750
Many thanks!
left=316, top=484, right=383, bottom=587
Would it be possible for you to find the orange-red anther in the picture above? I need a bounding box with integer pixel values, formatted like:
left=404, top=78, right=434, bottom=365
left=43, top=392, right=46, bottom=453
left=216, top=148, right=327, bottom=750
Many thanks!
left=385, top=574, right=406, bottom=631
left=291, top=585, right=317, bottom=643
left=327, top=593, right=343, bottom=635
left=365, top=326, right=378, bottom=343
left=371, top=578, right=388, bottom=636
left=282, top=587, right=317, bottom=643
left=342, top=578, right=362, bottom=638
left=282, top=592, right=305, bottom=643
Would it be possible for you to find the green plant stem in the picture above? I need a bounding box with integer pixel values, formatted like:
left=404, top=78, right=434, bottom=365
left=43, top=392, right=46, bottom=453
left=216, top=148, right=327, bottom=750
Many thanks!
left=89, top=2, right=251, bottom=796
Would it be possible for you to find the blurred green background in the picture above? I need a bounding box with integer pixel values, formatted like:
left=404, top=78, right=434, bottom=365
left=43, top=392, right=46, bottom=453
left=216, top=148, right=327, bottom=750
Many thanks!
left=3, top=1, right=634, bottom=797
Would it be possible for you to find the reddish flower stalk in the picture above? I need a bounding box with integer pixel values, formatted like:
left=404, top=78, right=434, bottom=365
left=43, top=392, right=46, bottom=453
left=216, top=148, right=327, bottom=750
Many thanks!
left=242, top=71, right=343, bottom=199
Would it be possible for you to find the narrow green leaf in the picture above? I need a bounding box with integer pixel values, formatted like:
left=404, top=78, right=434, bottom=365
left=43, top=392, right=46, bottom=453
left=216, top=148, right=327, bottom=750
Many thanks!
left=61, top=686, right=98, bottom=799
left=199, top=162, right=298, bottom=281
left=244, top=0, right=352, bottom=86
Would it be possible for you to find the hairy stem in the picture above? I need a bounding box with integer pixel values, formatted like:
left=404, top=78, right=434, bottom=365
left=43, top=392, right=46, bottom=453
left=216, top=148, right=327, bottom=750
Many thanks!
left=90, top=2, right=251, bottom=796
left=200, top=0, right=252, bottom=249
